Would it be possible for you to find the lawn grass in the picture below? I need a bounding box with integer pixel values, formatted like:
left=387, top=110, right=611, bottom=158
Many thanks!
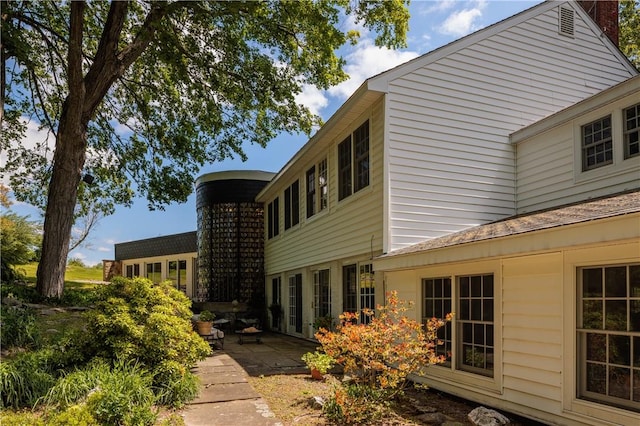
left=16, top=262, right=104, bottom=284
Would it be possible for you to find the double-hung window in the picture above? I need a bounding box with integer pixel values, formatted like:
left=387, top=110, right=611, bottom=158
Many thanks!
left=338, top=120, right=370, bottom=201
left=126, top=264, right=140, bottom=278
left=146, top=262, right=162, bottom=283
left=306, top=158, right=328, bottom=218
left=422, top=273, right=495, bottom=377
left=624, top=103, right=640, bottom=159
left=582, top=115, right=613, bottom=171
left=342, top=263, right=375, bottom=324
left=577, top=264, right=640, bottom=411
left=284, top=180, right=299, bottom=230
left=267, top=197, right=279, bottom=239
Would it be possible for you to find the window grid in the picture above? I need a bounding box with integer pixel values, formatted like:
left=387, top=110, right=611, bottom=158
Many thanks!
left=354, top=121, right=370, bottom=193
left=343, top=264, right=358, bottom=314
left=314, top=269, right=331, bottom=320
left=624, top=103, right=640, bottom=159
left=359, top=264, right=375, bottom=324
left=423, top=278, right=452, bottom=366
left=458, top=274, right=494, bottom=377
left=267, top=197, right=279, bottom=239
left=578, top=265, right=640, bottom=411
left=338, top=137, right=352, bottom=201
left=306, top=166, right=316, bottom=218
left=284, top=180, right=299, bottom=230
left=318, top=158, right=328, bottom=211
left=582, top=115, right=613, bottom=171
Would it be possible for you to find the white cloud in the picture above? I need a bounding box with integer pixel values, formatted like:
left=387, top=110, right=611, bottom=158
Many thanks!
left=439, top=0, right=488, bottom=37
left=1, top=118, right=54, bottom=187
left=295, top=84, right=329, bottom=116
left=97, top=246, right=111, bottom=253
left=328, top=40, right=420, bottom=100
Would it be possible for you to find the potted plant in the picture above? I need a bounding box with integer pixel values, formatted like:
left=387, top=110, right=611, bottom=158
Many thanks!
left=196, top=310, right=215, bottom=335
left=301, top=351, right=335, bottom=380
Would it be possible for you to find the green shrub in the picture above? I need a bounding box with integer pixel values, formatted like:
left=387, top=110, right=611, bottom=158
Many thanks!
left=0, top=410, right=45, bottom=426
left=85, top=362, right=157, bottom=426
left=324, top=383, right=391, bottom=424
left=0, top=349, right=57, bottom=408
left=83, top=277, right=209, bottom=404
left=47, top=404, right=99, bottom=426
left=41, top=360, right=109, bottom=410
left=0, top=306, right=41, bottom=349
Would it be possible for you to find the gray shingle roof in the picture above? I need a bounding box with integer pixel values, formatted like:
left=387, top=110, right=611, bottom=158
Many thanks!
left=115, top=231, right=197, bottom=261
left=381, top=190, right=640, bottom=258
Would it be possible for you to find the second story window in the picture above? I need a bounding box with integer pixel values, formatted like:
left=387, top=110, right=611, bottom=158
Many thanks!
left=284, top=180, right=299, bottom=230
left=338, top=120, right=370, bottom=201
left=267, top=197, right=279, bottom=239
left=624, top=103, right=639, bottom=159
left=306, top=157, right=328, bottom=218
left=582, top=115, right=612, bottom=171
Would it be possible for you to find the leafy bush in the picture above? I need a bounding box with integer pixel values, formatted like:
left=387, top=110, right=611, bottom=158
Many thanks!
left=41, top=360, right=109, bottom=410
left=153, top=360, right=200, bottom=408
left=316, top=291, right=451, bottom=424
left=47, top=405, right=99, bottom=426
left=0, top=349, right=57, bottom=408
left=85, top=362, right=157, bottom=426
left=0, top=410, right=45, bottom=426
left=323, top=383, right=391, bottom=424
left=0, top=306, right=41, bottom=349
left=84, top=277, right=210, bottom=404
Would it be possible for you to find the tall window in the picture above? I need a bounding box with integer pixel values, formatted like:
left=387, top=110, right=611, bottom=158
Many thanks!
left=306, top=158, right=328, bottom=218
left=338, top=121, right=370, bottom=200
left=168, top=260, right=187, bottom=293
left=458, top=274, right=494, bottom=376
left=624, top=103, right=640, bottom=159
left=578, top=264, right=640, bottom=411
left=289, top=274, right=303, bottom=333
left=146, top=262, right=161, bottom=283
left=267, top=197, right=279, bottom=239
left=342, top=263, right=375, bottom=324
left=306, top=166, right=316, bottom=218
left=271, top=277, right=282, bottom=329
left=314, top=269, right=331, bottom=320
left=318, top=158, right=328, bottom=211
left=582, top=115, right=613, bottom=171
left=423, top=278, right=452, bottom=365
left=284, top=180, right=299, bottom=230
left=125, top=264, right=140, bottom=278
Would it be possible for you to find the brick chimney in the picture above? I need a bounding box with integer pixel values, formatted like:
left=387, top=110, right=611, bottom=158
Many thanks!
left=578, top=1, right=619, bottom=46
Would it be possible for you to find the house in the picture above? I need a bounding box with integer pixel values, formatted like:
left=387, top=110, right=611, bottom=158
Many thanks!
left=254, top=1, right=639, bottom=424
left=114, top=231, right=197, bottom=298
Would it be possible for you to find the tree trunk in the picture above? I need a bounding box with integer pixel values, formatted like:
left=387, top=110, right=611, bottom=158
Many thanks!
left=36, top=112, right=87, bottom=298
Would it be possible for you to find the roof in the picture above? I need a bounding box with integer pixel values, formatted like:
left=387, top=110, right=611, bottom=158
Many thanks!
left=115, top=231, right=197, bottom=261
left=380, top=190, right=640, bottom=258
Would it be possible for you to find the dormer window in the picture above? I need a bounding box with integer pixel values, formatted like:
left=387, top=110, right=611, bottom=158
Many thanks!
left=582, top=115, right=612, bottom=171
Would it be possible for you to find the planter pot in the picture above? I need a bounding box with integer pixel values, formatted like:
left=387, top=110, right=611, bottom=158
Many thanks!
left=310, top=368, right=324, bottom=380
left=196, top=320, right=213, bottom=335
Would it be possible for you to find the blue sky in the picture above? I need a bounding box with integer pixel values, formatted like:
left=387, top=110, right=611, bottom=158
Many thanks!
left=9, top=0, right=541, bottom=266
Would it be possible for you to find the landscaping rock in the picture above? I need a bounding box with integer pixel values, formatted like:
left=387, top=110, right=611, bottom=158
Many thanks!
left=416, top=412, right=447, bottom=424
left=468, top=406, right=510, bottom=426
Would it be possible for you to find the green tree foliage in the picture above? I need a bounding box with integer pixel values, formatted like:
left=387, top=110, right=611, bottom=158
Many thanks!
left=0, top=0, right=410, bottom=297
left=620, top=0, right=640, bottom=69
left=0, top=186, right=41, bottom=280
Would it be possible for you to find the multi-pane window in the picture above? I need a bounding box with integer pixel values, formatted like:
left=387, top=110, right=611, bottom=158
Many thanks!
left=578, top=264, right=640, bottom=411
left=271, top=277, right=282, bottom=329
left=314, top=269, right=331, bottom=320
left=458, top=274, right=494, bottom=377
left=423, top=278, right=452, bottom=365
left=168, top=260, right=187, bottom=293
left=284, top=180, right=299, bottom=230
left=267, top=197, right=279, bottom=239
left=146, top=262, right=162, bottom=283
left=306, top=166, right=316, bottom=218
left=582, top=116, right=613, bottom=171
left=624, top=103, right=640, bottom=159
left=318, top=158, right=328, bottom=211
left=338, top=120, right=370, bottom=201
left=125, top=264, right=140, bottom=278
left=342, top=263, right=375, bottom=324
left=306, top=158, right=328, bottom=218
left=289, top=274, right=303, bottom=333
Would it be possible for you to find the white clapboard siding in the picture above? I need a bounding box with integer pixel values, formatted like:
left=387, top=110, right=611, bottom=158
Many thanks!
left=264, top=99, right=385, bottom=273
left=516, top=84, right=640, bottom=213
left=383, top=3, right=635, bottom=252
left=501, top=253, right=563, bottom=416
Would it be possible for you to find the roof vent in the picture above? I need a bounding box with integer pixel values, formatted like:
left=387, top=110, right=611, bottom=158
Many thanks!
left=559, top=5, right=575, bottom=37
